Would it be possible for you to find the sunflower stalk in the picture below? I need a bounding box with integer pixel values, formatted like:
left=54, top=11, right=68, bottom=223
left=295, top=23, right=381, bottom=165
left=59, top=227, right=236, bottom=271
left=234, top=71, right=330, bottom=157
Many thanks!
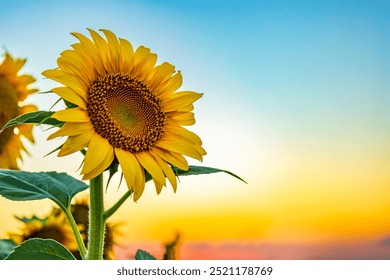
left=103, top=189, right=133, bottom=221
left=87, top=173, right=106, bottom=260
left=62, top=206, right=87, bottom=259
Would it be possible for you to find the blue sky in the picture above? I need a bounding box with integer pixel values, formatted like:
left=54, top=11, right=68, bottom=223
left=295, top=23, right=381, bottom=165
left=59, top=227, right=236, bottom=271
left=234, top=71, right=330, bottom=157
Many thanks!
left=1, top=0, right=389, bottom=127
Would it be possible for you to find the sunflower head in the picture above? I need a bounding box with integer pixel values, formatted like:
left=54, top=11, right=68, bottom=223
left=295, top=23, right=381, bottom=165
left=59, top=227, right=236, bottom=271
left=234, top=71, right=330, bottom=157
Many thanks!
left=43, top=29, right=206, bottom=200
left=163, top=233, right=181, bottom=260
left=8, top=214, right=77, bottom=251
left=0, top=52, right=37, bottom=169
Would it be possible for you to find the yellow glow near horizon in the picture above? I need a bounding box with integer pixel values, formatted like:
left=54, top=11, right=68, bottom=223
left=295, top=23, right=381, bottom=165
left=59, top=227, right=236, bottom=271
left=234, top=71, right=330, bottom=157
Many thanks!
left=1, top=95, right=390, bottom=249
left=1, top=121, right=390, bottom=248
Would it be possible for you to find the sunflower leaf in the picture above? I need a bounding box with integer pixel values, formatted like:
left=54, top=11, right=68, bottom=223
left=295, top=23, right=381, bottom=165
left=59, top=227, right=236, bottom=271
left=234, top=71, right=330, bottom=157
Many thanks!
left=0, top=170, right=88, bottom=210
left=15, top=215, right=48, bottom=224
left=176, top=166, right=247, bottom=183
left=145, top=165, right=247, bottom=184
left=0, top=111, right=64, bottom=133
left=5, top=238, right=76, bottom=260
left=0, top=239, right=17, bottom=260
left=135, top=249, right=157, bottom=260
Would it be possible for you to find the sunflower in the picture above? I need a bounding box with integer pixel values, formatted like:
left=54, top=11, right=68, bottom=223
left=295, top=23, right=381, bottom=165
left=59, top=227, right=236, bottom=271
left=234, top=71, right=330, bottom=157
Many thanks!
left=163, top=233, right=181, bottom=260
left=43, top=29, right=206, bottom=200
left=0, top=52, right=37, bottom=169
left=8, top=214, right=77, bottom=251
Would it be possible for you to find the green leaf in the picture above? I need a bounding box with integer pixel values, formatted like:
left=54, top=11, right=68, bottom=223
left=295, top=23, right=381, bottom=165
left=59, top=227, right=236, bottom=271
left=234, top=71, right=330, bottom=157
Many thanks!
left=0, top=111, right=63, bottom=133
left=0, top=239, right=17, bottom=260
left=145, top=165, right=247, bottom=184
left=135, top=249, right=157, bottom=260
left=0, top=170, right=89, bottom=210
left=16, top=215, right=47, bottom=224
left=5, top=238, right=76, bottom=260
left=176, top=165, right=247, bottom=183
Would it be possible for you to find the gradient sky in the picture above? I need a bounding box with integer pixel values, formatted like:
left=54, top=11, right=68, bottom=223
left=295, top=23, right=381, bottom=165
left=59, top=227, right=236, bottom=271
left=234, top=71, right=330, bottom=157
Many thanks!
left=1, top=0, right=390, bottom=259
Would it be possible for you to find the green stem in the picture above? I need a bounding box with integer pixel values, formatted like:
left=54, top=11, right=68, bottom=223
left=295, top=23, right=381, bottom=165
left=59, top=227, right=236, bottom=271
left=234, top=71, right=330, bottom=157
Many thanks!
left=63, top=207, right=87, bottom=259
left=103, top=189, right=133, bottom=222
left=87, top=173, right=105, bottom=260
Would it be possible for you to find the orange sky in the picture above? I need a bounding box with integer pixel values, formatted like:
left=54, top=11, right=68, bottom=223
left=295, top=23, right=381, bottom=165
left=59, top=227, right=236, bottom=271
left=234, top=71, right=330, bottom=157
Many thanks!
left=1, top=122, right=390, bottom=259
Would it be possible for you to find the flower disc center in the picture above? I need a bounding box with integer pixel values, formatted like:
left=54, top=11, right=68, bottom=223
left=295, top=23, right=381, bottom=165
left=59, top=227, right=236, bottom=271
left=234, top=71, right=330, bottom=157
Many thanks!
left=87, top=73, right=165, bottom=153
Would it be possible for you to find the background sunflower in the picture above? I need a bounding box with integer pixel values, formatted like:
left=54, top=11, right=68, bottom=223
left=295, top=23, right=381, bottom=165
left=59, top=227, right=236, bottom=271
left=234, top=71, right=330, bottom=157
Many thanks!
left=0, top=52, right=37, bottom=169
left=8, top=197, right=121, bottom=260
left=8, top=214, right=77, bottom=251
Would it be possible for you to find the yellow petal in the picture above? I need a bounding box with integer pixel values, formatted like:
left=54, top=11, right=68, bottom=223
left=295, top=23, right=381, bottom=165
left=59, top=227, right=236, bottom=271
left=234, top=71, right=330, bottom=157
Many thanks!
left=118, top=38, right=134, bottom=73
left=48, top=122, right=93, bottom=140
left=52, top=107, right=89, bottom=122
left=58, top=130, right=94, bottom=156
left=155, top=71, right=182, bottom=97
left=61, top=49, right=94, bottom=75
left=135, top=151, right=166, bottom=185
left=132, top=170, right=146, bottom=201
left=71, top=32, right=107, bottom=76
left=167, top=111, right=195, bottom=126
left=152, top=147, right=189, bottom=170
left=115, top=148, right=145, bottom=201
left=152, top=178, right=164, bottom=194
left=17, top=124, right=34, bottom=143
left=71, top=32, right=95, bottom=51
left=57, top=52, right=94, bottom=86
left=72, top=42, right=105, bottom=76
left=20, top=104, right=38, bottom=114
left=162, top=91, right=203, bottom=112
left=161, top=134, right=206, bottom=157
left=147, top=62, right=175, bottom=90
left=52, top=87, right=87, bottom=109
left=82, top=134, right=114, bottom=180
left=0, top=53, right=25, bottom=73
left=17, top=74, right=35, bottom=86
left=164, top=126, right=202, bottom=145
left=149, top=150, right=178, bottom=192
left=42, top=69, right=87, bottom=97
left=155, top=138, right=205, bottom=161
left=101, top=29, right=120, bottom=71
left=132, top=46, right=157, bottom=79
left=88, top=29, right=112, bottom=73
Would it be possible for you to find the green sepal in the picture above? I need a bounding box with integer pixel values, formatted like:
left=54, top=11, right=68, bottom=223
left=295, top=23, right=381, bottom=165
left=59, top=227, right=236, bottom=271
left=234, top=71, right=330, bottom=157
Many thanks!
left=5, top=238, right=76, bottom=260
left=63, top=99, right=77, bottom=108
left=106, top=162, right=119, bottom=191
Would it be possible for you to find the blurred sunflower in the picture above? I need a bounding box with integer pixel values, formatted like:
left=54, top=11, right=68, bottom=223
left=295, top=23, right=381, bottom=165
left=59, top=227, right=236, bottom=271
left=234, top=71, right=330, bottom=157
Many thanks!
left=0, top=52, right=37, bottom=169
left=69, top=196, right=121, bottom=259
left=43, top=29, right=206, bottom=200
left=8, top=214, right=77, bottom=251
left=163, top=233, right=181, bottom=260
